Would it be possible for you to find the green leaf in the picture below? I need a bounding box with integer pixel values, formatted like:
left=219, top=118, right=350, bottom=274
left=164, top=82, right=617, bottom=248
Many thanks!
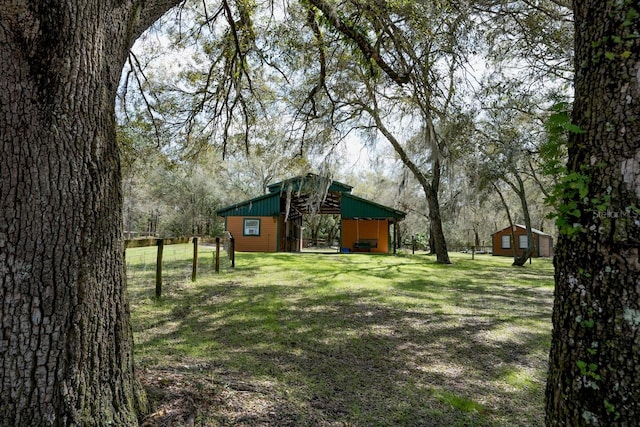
left=577, top=360, right=587, bottom=373
left=562, top=122, right=586, bottom=134
left=604, top=400, right=616, bottom=413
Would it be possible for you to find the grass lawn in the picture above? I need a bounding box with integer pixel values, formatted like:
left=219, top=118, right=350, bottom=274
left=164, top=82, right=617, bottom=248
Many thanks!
left=127, top=246, right=554, bottom=426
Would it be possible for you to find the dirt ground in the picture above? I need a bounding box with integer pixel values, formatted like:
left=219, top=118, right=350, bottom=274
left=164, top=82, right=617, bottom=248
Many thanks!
left=139, top=366, right=339, bottom=427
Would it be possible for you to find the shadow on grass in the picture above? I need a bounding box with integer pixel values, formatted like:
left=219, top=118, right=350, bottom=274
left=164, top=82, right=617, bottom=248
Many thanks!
left=131, top=252, right=553, bottom=426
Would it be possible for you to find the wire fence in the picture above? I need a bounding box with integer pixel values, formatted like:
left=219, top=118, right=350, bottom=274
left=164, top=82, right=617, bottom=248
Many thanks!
left=125, top=235, right=234, bottom=297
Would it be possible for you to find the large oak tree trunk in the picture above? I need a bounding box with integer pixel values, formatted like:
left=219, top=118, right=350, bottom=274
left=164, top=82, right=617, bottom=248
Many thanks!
left=0, top=1, right=178, bottom=425
left=545, top=0, right=640, bottom=424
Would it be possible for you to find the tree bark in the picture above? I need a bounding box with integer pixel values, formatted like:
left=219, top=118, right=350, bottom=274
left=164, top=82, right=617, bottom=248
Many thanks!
left=546, top=1, right=640, bottom=424
left=0, top=1, right=179, bottom=425
left=428, top=227, right=436, bottom=255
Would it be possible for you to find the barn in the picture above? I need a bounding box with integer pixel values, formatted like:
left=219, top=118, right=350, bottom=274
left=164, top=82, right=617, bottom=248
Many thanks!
left=491, top=224, right=554, bottom=258
left=216, top=174, right=406, bottom=253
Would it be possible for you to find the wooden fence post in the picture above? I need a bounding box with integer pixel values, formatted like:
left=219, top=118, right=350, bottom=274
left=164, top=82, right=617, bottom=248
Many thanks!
left=192, top=237, right=198, bottom=282
left=230, top=237, right=235, bottom=268
left=215, top=237, right=220, bottom=273
left=155, top=238, right=164, bottom=298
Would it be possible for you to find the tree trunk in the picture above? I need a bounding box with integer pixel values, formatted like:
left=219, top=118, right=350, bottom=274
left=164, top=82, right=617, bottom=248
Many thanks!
left=424, top=184, right=451, bottom=264
left=511, top=174, right=534, bottom=266
left=428, top=158, right=451, bottom=264
left=365, top=99, right=451, bottom=263
left=473, top=224, right=480, bottom=249
left=0, top=2, right=178, bottom=425
left=493, top=182, right=517, bottom=259
left=545, top=1, right=640, bottom=424
left=428, top=227, right=436, bottom=255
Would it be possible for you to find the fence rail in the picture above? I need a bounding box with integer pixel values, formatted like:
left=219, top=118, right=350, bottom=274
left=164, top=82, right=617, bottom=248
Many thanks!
left=125, top=235, right=235, bottom=298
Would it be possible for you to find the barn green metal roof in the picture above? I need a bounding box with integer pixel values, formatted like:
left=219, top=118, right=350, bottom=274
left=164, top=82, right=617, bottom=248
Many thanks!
left=267, top=174, right=353, bottom=194
left=341, top=193, right=405, bottom=220
left=217, top=176, right=405, bottom=221
left=216, top=193, right=281, bottom=217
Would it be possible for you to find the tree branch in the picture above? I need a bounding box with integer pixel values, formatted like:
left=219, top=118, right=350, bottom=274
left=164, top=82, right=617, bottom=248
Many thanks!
left=127, top=0, right=185, bottom=42
left=306, top=0, right=411, bottom=85
left=127, top=51, right=163, bottom=147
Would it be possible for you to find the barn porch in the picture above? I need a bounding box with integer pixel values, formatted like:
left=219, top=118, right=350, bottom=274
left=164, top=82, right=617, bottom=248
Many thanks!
left=216, top=174, right=406, bottom=254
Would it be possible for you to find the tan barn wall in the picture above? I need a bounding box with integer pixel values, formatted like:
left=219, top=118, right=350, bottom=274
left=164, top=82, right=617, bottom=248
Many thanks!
left=342, top=219, right=389, bottom=253
left=226, top=216, right=279, bottom=252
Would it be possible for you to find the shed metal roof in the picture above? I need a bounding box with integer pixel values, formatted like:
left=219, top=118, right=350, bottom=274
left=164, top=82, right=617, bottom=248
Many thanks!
left=491, top=224, right=552, bottom=236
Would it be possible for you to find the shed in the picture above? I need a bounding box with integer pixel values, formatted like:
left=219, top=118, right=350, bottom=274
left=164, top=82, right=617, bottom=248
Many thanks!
left=491, top=224, right=554, bottom=258
left=216, top=174, right=406, bottom=253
